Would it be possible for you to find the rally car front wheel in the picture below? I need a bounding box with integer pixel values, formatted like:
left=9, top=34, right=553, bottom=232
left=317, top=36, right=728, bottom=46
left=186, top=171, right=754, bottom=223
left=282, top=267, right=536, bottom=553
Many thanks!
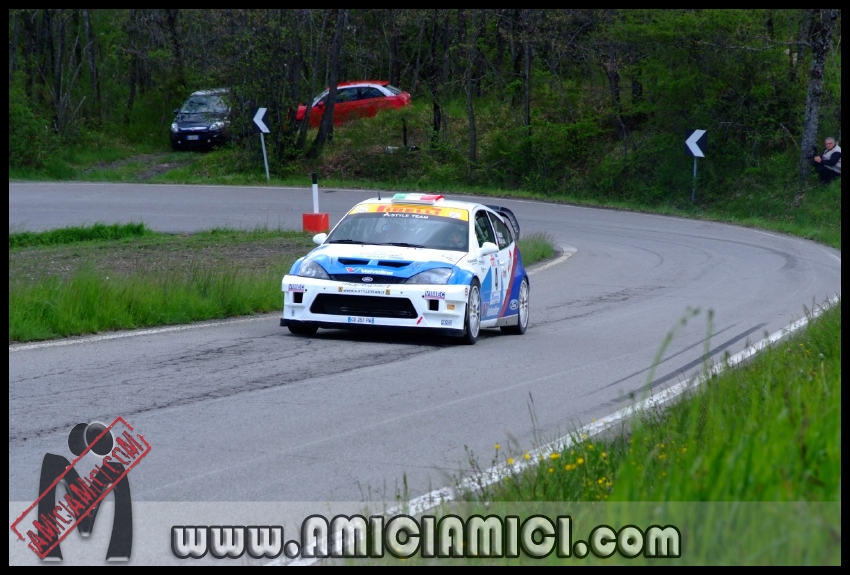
left=461, top=280, right=481, bottom=345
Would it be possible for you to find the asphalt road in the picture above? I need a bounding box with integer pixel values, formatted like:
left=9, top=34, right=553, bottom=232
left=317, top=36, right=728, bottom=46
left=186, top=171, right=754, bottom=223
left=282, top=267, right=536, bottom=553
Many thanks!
left=9, top=182, right=842, bottom=507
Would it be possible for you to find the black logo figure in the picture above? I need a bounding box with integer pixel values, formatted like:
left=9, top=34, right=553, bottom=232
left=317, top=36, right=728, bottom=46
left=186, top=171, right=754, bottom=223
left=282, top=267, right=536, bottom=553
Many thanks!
left=36, top=422, right=132, bottom=561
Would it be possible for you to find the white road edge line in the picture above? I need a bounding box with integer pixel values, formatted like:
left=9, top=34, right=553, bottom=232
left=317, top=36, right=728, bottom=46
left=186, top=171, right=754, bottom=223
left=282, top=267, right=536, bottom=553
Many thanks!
left=278, top=291, right=840, bottom=566
left=9, top=315, right=275, bottom=353
left=529, top=246, right=576, bottom=275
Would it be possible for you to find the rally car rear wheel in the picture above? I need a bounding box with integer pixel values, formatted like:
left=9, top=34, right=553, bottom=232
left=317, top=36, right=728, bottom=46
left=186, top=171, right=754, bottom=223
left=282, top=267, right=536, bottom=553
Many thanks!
left=501, top=277, right=529, bottom=335
left=461, top=280, right=481, bottom=345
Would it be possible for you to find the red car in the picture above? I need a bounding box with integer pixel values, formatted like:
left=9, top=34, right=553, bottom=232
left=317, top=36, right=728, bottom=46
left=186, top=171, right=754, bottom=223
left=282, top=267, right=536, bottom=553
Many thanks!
left=296, top=81, right=411, bottom=128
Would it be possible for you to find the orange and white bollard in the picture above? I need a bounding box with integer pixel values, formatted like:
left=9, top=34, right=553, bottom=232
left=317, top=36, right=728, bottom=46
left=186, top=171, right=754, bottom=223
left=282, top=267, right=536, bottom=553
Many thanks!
left=302, top=172, right=330, bottom=233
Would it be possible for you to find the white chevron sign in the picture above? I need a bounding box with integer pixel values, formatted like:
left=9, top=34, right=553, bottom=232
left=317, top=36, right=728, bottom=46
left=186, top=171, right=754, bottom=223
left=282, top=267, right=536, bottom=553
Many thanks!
left=252, top=107, right=270, bottom=134
left=685, top=129, right=707, bottom=157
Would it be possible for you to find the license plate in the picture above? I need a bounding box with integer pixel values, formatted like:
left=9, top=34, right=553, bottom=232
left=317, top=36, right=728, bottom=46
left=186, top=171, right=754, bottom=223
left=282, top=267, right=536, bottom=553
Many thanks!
left=347, top=316, right=375, bottom=324
left=186, top=135, right=200, bottom=141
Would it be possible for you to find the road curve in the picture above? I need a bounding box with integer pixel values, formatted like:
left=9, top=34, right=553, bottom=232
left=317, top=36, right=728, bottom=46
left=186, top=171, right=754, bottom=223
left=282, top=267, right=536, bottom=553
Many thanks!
left=9, top=182, right=841, bottom=506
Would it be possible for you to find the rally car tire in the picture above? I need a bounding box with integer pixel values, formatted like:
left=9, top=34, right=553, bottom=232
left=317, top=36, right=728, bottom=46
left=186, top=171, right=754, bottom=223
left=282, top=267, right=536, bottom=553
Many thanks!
left=461, top=280, right=481, bottom=345
left=501, top=277, right=529, bottom=335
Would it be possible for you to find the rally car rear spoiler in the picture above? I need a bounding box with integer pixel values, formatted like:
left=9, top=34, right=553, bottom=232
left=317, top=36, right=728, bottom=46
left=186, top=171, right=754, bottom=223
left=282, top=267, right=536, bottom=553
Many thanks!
left=486, top=205, right=521, bottom=239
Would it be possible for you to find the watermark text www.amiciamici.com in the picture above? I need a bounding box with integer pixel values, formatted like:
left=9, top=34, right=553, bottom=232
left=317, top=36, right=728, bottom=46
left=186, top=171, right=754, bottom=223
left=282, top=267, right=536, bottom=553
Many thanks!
left=172, top=515, right=681, bottom=560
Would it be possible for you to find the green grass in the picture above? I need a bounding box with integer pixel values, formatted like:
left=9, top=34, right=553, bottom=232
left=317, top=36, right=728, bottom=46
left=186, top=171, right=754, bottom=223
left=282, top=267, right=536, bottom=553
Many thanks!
left=476, top=302, right=840, bottom=503
left=9, top=223, right=157, bottom=249
left=518, top=232, right=556, bottom=264
left=349, top=302, right=840, bottom=565
left=9, top=262, right=286, bottom=342
left=448, top=302, right=842, bottom=564
left=8, top=225, right=315, bottom=342
left=9, top=224, right=558, bottom=342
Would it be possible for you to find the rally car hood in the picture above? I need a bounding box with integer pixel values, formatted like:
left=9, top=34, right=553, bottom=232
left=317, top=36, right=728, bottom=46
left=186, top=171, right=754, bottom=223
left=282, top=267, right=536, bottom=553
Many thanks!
left=301, top=243, right=467, bottom=277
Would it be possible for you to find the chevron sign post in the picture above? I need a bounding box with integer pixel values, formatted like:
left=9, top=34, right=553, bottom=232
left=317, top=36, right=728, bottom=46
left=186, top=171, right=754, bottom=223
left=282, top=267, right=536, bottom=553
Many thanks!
left=252, top=107, right=271, bottom=181
left=685, top=129, right=707, bottom=202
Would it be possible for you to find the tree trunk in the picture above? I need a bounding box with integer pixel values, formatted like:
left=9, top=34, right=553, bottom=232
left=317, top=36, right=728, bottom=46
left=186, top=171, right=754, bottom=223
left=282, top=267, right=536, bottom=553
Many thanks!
left=51, top=9, right=65, bottom=133
left=287, top=10, right=304, bottom=137
left=465, top=10, right=480, bottom=164
left=10, top=12, right=20, bottom=85
left=603, top=48, right=628, bottom=143
left=798, top=9, right=838, bottom=187
left=81, top=9, right=99, bottom=114
left=389, top=10, right=401, bottom=87
left=428, top=10, right=442, bottom=147
left=474, top=12, right=486, bottom=98
left=495, top=9, right=506, bottom=80
left=599, top=11, right=628, bottom=145
left=42, top=10, right=54, bottom=90
left=126, top=10, right=138, bottom=124
left=308, top=9, right=346, bottom=158
left=511, top=9, right=523, bottom=80
left=410, top=16, right=426, bottom=95
left=297, top=10, right=329, bottom=152
left=522, top=9, right=531, bottom=136
left=793, top=10, right=813, bottom=84
left=164, top=9, right=185, bottom=89
left=441, top=11, right=451, bottom=92
left=21, top=11, right=37, bottom=101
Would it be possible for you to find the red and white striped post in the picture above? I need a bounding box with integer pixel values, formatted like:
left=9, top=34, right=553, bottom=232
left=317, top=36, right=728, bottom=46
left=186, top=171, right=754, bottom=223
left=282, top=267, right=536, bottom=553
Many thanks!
left=302, top=172, right=329, bottom=233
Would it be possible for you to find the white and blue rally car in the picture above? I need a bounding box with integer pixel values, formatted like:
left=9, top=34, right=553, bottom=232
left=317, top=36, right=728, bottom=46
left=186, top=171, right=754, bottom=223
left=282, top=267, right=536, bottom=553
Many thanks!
left=281, top=193, right=529, bottom=344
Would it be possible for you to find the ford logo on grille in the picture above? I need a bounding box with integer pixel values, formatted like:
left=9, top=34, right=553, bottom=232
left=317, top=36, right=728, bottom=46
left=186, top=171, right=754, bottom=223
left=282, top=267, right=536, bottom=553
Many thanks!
left=362, top=277, right=374, bottom=283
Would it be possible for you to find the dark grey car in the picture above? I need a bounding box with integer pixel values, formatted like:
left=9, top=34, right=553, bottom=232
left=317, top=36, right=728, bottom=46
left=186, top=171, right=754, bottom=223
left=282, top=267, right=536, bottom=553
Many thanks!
left=170, top=89, right=231, bottom=150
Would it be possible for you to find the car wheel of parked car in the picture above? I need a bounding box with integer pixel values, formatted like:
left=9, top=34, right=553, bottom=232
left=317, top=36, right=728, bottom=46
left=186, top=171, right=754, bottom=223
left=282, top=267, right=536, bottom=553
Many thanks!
left=501, top=277, right=529, bottom=335
left=288, top=322, right=319, bottom=336
left=461, top=280, right=481, bottom=345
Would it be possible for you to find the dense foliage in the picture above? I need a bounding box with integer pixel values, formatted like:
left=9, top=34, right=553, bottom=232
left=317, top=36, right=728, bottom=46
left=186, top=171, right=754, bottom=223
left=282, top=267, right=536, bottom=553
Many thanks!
left=8, top=10, right=842, bottom=206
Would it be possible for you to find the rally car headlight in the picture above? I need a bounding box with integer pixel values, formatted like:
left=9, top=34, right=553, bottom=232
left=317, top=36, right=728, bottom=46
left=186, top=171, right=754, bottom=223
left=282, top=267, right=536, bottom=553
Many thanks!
left=296, top=260, right=330, bottom=280
left=405, top=267, right=453, bottom=284
left=170, top=122, right=179, bottom=133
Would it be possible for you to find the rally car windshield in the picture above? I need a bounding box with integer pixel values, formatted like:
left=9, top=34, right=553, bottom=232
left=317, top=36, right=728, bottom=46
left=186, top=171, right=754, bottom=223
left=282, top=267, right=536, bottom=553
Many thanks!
left=326, top=213, right=469, bottom=252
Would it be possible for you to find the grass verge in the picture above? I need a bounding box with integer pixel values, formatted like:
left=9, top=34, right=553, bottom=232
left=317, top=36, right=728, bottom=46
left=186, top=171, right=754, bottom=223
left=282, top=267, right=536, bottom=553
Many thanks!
left=345, top=301, right=840, bottom=565
left=9, top=222, right=157, bottom=248
left=9, top=262, right=286, bottom=342
left=9, top=225, right=556, bottom=342
left=446, top=301, right=841, bottom=564
left=473, top=301, right=840, bottom=503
